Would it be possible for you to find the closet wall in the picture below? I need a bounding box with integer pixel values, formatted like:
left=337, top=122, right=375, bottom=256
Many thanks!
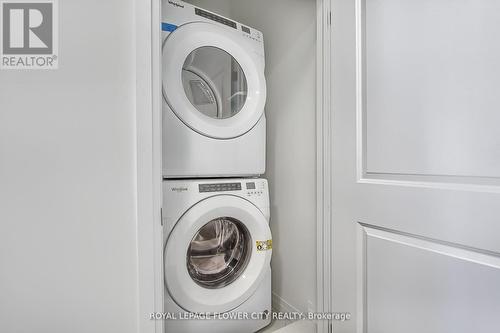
left=186, top=0, right=317, bottom=313
left=0, top=1, right=139, bottom=332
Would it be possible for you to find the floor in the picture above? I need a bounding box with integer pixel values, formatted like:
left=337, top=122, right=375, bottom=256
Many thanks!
left=258, top=320, right=288, bottom=332
left=258, top=320, right=316, bottom=333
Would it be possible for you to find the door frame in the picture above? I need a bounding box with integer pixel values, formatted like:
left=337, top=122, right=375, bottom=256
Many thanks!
left=135, top=0, right=163, bottom=333
left=316, top=0, right=333, bottom=332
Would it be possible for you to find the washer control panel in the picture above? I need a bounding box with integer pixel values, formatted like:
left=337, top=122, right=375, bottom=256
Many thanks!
left=245, top=181, right=265, bottom=197
left=197, top=180, right=266, bottom=197
left=199, top=182, right=242, bottom=193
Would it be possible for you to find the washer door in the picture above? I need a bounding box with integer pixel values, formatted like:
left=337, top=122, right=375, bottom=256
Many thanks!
left=164, top=195, right=272, bottom=314
left=162, top=22, right=266, bottom=139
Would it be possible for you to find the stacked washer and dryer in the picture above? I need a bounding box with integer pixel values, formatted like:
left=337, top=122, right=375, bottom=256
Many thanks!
left=161, top=1, right=272, bottom=332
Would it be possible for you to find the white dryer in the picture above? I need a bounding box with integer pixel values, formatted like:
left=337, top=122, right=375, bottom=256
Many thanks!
left=163, top=178, right=272, bottom=333
left=162, top=0, right=267, bottom=178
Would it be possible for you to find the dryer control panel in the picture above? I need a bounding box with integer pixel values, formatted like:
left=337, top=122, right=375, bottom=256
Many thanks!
left=195, top=8, right=237, bottom=29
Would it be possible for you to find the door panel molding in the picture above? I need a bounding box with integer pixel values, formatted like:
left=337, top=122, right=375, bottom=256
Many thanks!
left=359, top=223, right=500, bottom=332
left=356, top=223, right=368, bottom=333
left=355, top=0, right=500, bottom=191
left=360, top=223, right=500, bottom=269
left=358, top=174, right=500, bottom=194
left=355, top=0, right=367, bottom=185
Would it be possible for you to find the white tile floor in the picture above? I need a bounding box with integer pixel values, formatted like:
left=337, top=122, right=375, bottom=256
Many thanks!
left=258, top=320, right=316, bottom=333
left=257, top=320, right=289, bottom=332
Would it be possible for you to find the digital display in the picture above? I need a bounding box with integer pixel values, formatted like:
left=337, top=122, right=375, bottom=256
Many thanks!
left=241, top=26, right=251, bottom=34
left=246, top=182, right=256, bottom=190
left=195, top=8, right=237, bottom=29
left=199, top=183, right=242, bottom=193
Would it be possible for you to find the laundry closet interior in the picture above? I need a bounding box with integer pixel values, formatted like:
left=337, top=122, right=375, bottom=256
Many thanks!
left=159, top=0, right=317, bottom=332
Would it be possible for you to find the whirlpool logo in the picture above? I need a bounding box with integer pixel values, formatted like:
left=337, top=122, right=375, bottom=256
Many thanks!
left=1, top=0, right=58, bottom=69
left=171, top=187, right=188, bottom=193
left=167, top=0, right=184, bottom=8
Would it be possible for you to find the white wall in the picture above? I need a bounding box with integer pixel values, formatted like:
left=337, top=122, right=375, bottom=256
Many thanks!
left=186, top=0, right=317, bottom=313
left=0, top=1, right=139, bottom=332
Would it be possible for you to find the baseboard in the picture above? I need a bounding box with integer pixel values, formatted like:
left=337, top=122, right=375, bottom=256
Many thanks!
left=271, top=292, right=302, bottom=313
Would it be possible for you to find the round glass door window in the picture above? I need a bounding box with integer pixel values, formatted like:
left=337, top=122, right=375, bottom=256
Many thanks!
left=182, top=46, right=248, bottom=119
left=187, top=217, right=251, bottom=289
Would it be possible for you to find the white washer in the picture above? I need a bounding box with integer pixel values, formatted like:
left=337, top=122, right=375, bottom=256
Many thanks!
left=162, top=0, right=267, bottom=178
left=163, top=178, right=272, bottom=333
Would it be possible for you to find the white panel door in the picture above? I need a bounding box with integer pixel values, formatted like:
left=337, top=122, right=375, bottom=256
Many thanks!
left=331, top=0, right=500, bottom=332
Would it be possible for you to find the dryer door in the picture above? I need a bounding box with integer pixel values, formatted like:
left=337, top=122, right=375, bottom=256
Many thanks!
left=164, top=195, right=272, bottom=314
left=162, top=22, right=266, bottom=139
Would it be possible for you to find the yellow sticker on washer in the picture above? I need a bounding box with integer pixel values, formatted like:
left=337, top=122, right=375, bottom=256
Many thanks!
left=256, top=240, right=272, bottom=251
